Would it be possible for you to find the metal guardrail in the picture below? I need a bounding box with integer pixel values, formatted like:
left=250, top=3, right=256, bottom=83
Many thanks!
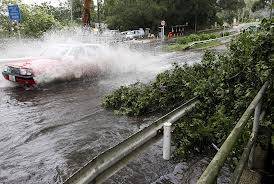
left=197, top=81, right=269, bottom=184
left=64, top=97, right=199, bottom=184
left=64, top=81, right=269, bottom=184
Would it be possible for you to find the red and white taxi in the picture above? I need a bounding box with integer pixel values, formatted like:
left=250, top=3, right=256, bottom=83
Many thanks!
left=2, top=43, right=105, bottom=86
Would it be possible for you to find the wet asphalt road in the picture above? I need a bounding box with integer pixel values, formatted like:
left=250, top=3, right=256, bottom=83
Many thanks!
left=0, top=50, right=204, bottom=184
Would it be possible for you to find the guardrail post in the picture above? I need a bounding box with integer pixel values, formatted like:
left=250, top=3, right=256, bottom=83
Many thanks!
left=248, top=100, right=262, bottom=169
left=163, top=122, right=172, bottom=160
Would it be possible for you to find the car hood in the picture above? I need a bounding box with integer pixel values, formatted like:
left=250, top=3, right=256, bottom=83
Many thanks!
left=4, top=58, right=60, bottom=68
left=2, top=58, right=64, bottom=77
left=0, top=57, right=33, bottom=65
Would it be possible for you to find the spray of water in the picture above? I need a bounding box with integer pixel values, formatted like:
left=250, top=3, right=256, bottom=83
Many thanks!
left=0, top=27, right=169, bottom=88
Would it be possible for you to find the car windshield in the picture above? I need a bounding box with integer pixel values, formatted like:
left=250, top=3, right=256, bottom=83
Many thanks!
left=69, top=47, right=86, bottom=59
left=40, top=44, right=101, bottom=59
left=127, top=31, right=134, bottom=35
left=85, top=45, right=100, bottom=56
left=40, top=46, right=70, bottom=58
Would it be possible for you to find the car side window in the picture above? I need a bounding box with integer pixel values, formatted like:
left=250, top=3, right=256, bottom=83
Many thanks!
left=85, top=46, right=99, bottom=57
left=70, top=47, right=86, bottom=59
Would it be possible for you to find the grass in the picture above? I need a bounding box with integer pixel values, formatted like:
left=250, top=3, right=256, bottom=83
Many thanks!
left=191, top=40, right=223, bottom=49
left=166, top=40, right=223, bottom=51
left=165, top=43, right=189, bottom=51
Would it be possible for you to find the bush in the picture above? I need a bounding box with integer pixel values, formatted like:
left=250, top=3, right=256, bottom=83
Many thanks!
left=199, top=33, right=211, bottom=40
left=103, top=29, right=273, bottom=158
left=222, top=32, right=230, bottom=37
left=176, top=37, right=190, bottom=44
left=176, top=32, right=221, bottom=45
left=166, top=44, right=189, bottom=51
left=188, top=34, right=200, bottom=42
left=210, top=34, right=217, bottom=39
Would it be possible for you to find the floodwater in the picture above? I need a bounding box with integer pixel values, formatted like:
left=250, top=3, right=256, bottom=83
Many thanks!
left=0, top=47, right=204, bottom=184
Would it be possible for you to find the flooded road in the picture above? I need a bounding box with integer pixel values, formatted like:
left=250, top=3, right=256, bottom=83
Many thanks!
left=0, top=50, right=204, bottom=184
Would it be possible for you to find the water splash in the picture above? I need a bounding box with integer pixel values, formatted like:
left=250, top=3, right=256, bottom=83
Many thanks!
left=0, top=27, right=166, bottom=88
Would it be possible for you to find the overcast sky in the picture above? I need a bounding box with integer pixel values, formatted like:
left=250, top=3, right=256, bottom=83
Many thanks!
left=22, top=0, right=98, bottom=6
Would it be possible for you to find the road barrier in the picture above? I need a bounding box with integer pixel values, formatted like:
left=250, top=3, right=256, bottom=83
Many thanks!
left=197, top=81, right=269, bottom=184
left=64, top=98, right=199, bottom=184
left=64, top=81, right=270, bottom=184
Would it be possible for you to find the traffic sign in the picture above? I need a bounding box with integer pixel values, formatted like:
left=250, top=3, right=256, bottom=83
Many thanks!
left=8, top=4, right=21, bottom=22
left=161, top=20, right=166, bottom=26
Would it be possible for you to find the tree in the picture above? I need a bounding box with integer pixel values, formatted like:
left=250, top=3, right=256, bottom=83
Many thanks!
left=72, top=0, right=85, bottom=21
left=251, top=0, right=273, bottom=12
left=33, top=2, right=71, bottom=25
left=33, top=1, right=84, bottom=25
left=102, top=0, right=167, bottom=31
left=102, top=0, right=218, bottom=32
left=217, top=0, right=246, bottom=23
left=0, top=0, right=61, bottom=38
left=161, top=0, right=218, bottom=31
left=20, top=4, right=61, bottom=38
left=218, top=0, right=246, bottom=11
left=0, top=0, right=99, bottom=38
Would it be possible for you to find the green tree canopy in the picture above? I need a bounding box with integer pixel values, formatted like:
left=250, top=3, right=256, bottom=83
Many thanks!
left=102, top=0, right=168, bottom=31
left=19, top=4, right=60, bottom=38
left=251, top=0, right=271, bottom=12
left=218, top=0, right=246, bottom=11
left=0, top=0, right=94, bottom=38
left=217, top=0, right=246, bottom=23
left=102, top=0, right=219, bottom=32
left=0, top=0, right=61, bottom=37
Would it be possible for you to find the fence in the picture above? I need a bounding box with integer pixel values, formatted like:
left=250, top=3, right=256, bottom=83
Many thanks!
left=197, top=81, right=269, bottom=184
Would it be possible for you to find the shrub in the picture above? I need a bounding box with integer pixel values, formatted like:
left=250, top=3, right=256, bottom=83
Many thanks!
left=188, top=34, right=200, bottom=42
left=223, top=32, right=230, bottom=37
left=176, top=37, right=190, bottom=44
left=209, top=33, right=218, bottom=39
left=103, top=29, right=273, bottom=158
left=176, top=32, right=221, bottom=45
left=199, top=33, right=211, bottom=40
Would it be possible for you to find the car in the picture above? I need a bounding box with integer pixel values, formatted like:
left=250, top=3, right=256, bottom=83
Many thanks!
left=122, top=28, right=145, bottom=40
left=125, top=31, right=136, bottom=40
left=242, top=25, right=260, bottom=33
left=2, top=43, right=106, bottom=87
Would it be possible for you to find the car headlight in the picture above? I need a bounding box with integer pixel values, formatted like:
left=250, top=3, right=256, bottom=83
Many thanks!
left=20, top=68, right=27, bottom=75
left=26, top=69, right=32, bottom=76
